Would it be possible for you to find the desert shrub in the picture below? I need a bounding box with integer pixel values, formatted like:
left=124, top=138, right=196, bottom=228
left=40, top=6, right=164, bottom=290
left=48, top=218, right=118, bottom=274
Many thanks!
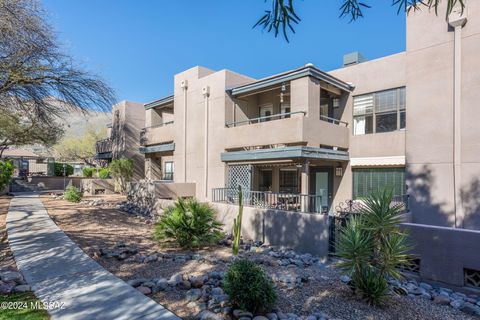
left=336, top=189, right=413, bottom=305
left=54, top=163, right=73, bottom=176
left=98, top=168, right=110, bottom=179
left=109, top=158, right=133, bottom=194
left=0, top=160, right=14, bottom=190
left=82, top=167, right=95, bottom=177
left=223, top=259, right=277, bottom=313
left=153, top=198, right=223, bottom=248
left=64, top=185, right=82, bottom=203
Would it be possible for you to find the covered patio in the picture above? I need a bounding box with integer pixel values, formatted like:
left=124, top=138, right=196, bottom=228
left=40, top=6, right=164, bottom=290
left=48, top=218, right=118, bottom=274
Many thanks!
left=213, top=146, right=349, bottom=214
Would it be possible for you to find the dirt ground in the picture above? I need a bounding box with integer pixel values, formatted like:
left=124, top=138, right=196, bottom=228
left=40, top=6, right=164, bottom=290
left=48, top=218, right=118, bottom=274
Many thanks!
left=0, top=195, right=16, bottom=271
left=40, top=195, right=475, bottom=320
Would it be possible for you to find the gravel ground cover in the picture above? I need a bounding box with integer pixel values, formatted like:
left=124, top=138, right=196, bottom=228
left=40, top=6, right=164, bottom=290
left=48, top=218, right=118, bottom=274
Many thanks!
left=41, top=194, right=478, bottom=320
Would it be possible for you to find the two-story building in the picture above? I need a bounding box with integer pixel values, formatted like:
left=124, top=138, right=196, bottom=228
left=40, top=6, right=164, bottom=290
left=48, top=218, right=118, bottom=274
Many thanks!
left=126, top=2, right=480, bottom=288
left=96, top=100, right=145, bottom=180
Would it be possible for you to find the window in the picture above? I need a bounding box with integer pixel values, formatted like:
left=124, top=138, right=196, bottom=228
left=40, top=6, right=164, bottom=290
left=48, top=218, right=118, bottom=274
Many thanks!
left=258, top=169, right=272, bottom=191
left=280, top=103, right=291, bottom=118
left=279, top=169, right=298, bottom=193
left=164, top=161, right=174, bottom=180
left=259, top=105, right=273, bottom=122
left=353, top=87, right=406, bottom=135
left=353, top=168, right=406, bottom=198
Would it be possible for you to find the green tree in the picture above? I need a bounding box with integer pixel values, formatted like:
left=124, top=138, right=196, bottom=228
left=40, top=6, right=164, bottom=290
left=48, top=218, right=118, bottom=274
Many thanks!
left=108, top=158, right=133, bottom=194
left=336, top=189, right=413, bottom=305
left=54, top=126, right=107, bottom=166
left=0, top=108, right=64, bottom=157
left=0, top=0, right=115, bottom=143
left=254, top=0, right=466, bottom=42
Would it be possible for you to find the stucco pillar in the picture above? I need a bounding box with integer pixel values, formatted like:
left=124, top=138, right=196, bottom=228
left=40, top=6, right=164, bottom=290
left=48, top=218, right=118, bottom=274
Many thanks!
left=290, top=77, right=320, bottom=118
left=448, top=8, right=467, bottom=228
left=300, top=162, right=310, bottom=212
left=272, top=167, right=280, bottom=193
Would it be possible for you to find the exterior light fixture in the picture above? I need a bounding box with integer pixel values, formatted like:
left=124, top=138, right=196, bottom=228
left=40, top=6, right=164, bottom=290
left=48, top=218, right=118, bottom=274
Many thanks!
left=335, top=166, right=343, bottom=177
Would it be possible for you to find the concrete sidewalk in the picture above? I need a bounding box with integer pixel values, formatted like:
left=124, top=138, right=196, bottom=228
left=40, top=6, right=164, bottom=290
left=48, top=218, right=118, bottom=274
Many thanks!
left=6, top=193, right=180, bottom=320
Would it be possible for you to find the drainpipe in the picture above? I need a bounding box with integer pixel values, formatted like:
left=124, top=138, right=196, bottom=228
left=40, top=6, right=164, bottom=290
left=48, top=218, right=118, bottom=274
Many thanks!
left=202, top=86, right=210, bottom=200
left=180, top=80, right=188, bottom=183
left=448, top=8, right=467, bottom=228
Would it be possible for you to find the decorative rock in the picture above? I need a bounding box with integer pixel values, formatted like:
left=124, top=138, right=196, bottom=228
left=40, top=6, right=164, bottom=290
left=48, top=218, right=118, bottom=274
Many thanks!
left=450, top=300, right=463, bottom=309
left=460, top=302, right=480, bottom=317
left=168, top=273, right=183, bottom=286
left=186, top=289, right=202, bottom=302
left=211, top=287, right=224, bottom=296
left=266, top=313, right=278, bottom=320
left=340, top=275, right=351, bottom=284
left=1, top=271, right=22, bottom=283
left=142, top=281, right=155, bottom=288
left=0, top=282, right=14, bottom=294
left=305, top=316, right=317, bottom=320
left=419, top=282, right=433, bottom=291
left=127, top=278, right=147, bottom=287
left=137, top=286, right=151, bottom=295
left=190, top=275, right=208, bottom=288
left=179, top=280, right=192, bottom=290
left=156, top=278, right=168, bottom=291
left=13, top=284, right=31, bottom=292
left=233, top=309, right=253, bottom=319
left=196, top=310, right=224, bottom=320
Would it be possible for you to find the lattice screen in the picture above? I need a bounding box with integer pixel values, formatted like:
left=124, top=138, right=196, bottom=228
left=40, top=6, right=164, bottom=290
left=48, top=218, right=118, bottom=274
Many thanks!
left=227, top=165, right=252, bottom=190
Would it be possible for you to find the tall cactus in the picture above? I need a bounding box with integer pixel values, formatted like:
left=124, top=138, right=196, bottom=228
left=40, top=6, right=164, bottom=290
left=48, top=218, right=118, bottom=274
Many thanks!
left=232, top=185, right=243, bottom=256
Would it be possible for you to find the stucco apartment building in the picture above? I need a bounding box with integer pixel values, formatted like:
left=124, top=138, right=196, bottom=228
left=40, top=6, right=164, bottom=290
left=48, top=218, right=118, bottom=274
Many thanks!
left=96, top=100, right=145, bottom=180
left=111, top=3, right=480, bottom=287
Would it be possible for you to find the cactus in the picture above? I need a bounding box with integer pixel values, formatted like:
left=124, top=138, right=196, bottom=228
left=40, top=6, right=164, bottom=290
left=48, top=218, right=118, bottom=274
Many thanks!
left=232, top=185, right=243, bottom=256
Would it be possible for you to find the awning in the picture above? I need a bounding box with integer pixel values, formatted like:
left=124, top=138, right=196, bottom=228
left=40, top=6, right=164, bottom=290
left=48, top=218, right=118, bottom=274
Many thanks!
left=139, top=143, right=175, bottom=154
left=221, top=146, right=349, bottom=162
left=350, top=156, right=405, bottom=167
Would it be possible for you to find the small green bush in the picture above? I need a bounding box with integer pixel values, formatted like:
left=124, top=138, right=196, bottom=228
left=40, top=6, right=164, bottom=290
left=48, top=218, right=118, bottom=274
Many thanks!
left=98, top=168, right=110, bottom=179
left=82, top=168, right=95, bottom=177
left=154, top=198, right=223, bottom=248
left=109, top=158, right=133, bottom=194
left=223, top=259, right=277, bottom=313
left=64, top=185, right=82, bottom=203
left=54, top=163, right=73, bottom=177
left=0, top=160, right=15, bottom=190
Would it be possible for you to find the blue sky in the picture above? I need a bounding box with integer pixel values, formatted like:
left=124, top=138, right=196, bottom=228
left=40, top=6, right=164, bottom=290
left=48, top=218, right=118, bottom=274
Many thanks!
left=42, top=0, right=406, bottom=103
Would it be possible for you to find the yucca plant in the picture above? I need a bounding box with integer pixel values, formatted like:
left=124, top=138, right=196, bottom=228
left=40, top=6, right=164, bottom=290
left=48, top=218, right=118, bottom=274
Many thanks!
left=336, top=189, right=413, bottom=305
left=232, top=185, right=243, bottom=256
left=153, top=198, right=224, bottom=248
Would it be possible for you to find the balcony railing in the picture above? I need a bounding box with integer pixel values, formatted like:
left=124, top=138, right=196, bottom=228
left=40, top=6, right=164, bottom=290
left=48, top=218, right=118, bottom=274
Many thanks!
left=96, top=138, right=112, bottom=154
left=320, top=115, right=349, bottom=127
left=140, top=121, right=174, bottom=146
left=225, top=111, right=306, bottom=128
left=212, top=187, right=323, bottom=213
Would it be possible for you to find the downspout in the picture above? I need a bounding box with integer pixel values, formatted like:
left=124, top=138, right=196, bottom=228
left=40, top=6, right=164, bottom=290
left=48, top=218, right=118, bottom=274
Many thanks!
left=448, top=9, right=467, bottom=228
left=181, top=80, right=188, bottom=183
left=203, top=86, right=210, bottom=200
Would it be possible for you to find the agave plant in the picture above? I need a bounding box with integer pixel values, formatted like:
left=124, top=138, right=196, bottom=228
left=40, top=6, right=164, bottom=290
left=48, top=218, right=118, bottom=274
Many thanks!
left=336, top=189, right=413, bottom=305
left=232, top=185, right=244, bottom=256
left=154, top=198, right=224, bottom=248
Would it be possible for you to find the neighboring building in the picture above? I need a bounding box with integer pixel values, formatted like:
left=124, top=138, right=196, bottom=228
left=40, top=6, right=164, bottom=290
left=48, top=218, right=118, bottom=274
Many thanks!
left=95, top=100, right=145, bottom=180
left=133, top=3, right=480, bottom=288
left=1, top=148, right=53, bottom=177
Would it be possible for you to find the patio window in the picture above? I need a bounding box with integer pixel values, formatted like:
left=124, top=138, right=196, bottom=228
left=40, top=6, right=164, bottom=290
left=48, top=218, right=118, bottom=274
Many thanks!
left=258, top=169, right=272, bottom=191
left=353, top=87, right=405, bottom=135
left=164, top=161, right=174, bottom=180
left=353, top=168, right=405, bottom=198
left=280, top=103, right=291, bottom=118
left=279, top=169, right=298, bottom=193
left=259, top=105, right=273, bottom=122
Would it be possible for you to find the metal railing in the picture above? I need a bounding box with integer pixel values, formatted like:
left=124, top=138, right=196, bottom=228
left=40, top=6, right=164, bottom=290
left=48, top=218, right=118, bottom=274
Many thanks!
left=320, top=115, right=349, bottom=127
left=211, top=187, right=323, bottom=213
left=140, top=121, right=174, bottom=146
left=225, top=111, right=306, bottom=128
left=96, top=138, right=112, bottom=154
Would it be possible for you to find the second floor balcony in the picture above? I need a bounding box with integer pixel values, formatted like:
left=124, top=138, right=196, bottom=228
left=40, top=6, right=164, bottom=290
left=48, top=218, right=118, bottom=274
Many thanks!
left=224, top=111, right=349, bottom=150
left=96, top=138, right=113, bottom=154
left=140, top=121, right=175, bottom=146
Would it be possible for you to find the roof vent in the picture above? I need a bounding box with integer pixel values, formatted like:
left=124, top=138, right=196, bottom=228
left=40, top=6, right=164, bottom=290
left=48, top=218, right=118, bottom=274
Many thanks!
left=343, top=52, right=366, bottom=67
left=305, top=63, right=314, bottom=67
